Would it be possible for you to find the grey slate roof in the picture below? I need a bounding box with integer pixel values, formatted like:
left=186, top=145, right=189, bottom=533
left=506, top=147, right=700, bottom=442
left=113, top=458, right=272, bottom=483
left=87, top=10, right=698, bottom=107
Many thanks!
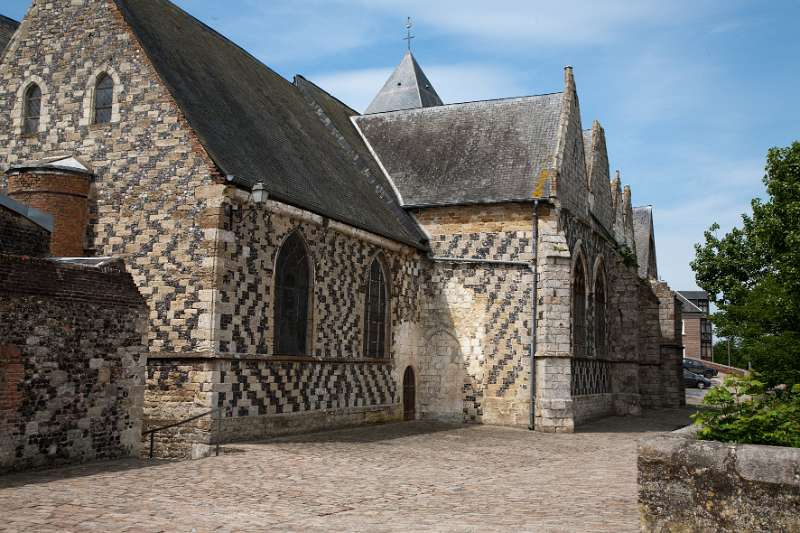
left=678, top=290, right=709, bottom=301
left=676, top=292, right=704, bottom=315
left=114, top=0, right=426, bottom=249
left=0, top=14, right=19, bottom=55
left=632, top=206, right=657, bottom=279
left=0, top=193, right=54, bottom=232
left=354, top=94, right=561, bottom=207
left=293, top=75, right=425, bottom=245
left=365, top=51, right=443, bottom=114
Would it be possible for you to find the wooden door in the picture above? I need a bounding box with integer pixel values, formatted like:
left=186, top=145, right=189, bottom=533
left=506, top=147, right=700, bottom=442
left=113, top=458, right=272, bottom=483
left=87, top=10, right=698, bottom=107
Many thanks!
left=403, top=366, right=415, bottom=421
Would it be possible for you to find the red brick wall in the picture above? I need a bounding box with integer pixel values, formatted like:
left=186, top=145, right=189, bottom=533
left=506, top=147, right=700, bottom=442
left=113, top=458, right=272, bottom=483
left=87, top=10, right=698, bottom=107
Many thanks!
left=6, top=171, right=89, bottom=257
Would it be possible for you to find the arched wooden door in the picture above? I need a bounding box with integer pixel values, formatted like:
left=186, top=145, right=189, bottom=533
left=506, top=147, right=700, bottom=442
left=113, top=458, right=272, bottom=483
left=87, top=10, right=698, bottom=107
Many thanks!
left=403, top=366, right=415, bottom=421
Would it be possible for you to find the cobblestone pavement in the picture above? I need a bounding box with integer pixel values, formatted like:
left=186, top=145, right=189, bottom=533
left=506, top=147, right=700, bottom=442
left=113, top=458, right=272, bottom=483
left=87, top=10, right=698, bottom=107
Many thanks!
left=0, top=408, right=693, bottom=532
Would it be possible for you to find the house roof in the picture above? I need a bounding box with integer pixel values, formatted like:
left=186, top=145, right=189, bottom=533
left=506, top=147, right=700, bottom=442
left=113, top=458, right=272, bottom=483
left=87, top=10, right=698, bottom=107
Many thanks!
left=0, top=193, right=54, bottom=232
left=365, top=51, right=443, bottom=115
left=0, top=14, right=19, bottom=55
left=113, top=0, right=426, bottom=249
left=353, top=93, right=561, bottom=207
left=632, top=206, right=657, bottom=279
left=676, top=292, right=704, bottom=315
left=678, top=290, right=709, bottom=301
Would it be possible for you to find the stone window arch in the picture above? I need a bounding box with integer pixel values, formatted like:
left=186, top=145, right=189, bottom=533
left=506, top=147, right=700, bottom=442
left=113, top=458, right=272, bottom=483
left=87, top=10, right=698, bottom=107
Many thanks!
left=23, top=83, right=42, bottom=135
left=14, top=77, right=49, bottom=136
left=593, top=260, right=608, bottom=359
left=81, top=67, right=122, bottom=126
left=274, top=231, right=313, bottom=356
left=572, top=250, right=588, bottom=358
left=93, top=73, right=114, bottom=124
left=364, top=254, right=390, bottom=359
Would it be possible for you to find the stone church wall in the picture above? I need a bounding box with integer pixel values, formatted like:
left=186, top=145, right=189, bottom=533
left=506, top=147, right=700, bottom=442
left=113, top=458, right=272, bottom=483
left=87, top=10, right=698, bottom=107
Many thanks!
left=143, top=193, right=424, bottom=456
left=0, top=255, right=147, bottom=473
left=412, top=203, right=534, bottom=426
left=0, top=0, right=222, bottom=354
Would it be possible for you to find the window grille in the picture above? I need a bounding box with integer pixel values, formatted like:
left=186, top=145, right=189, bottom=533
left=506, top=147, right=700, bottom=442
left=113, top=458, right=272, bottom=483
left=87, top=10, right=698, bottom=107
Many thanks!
left=573, top=259, right=587, bottom=357
left=94, top=73, right=113, bottom=124
left=24, top=84, right=41, bottom=134
left=571, top=358, right=611, bottom=396
left=274, top=232, right=311, bottom=355
left=594, top=273, right=607, bottom=358
left=364, top=258, right=388, bottom=358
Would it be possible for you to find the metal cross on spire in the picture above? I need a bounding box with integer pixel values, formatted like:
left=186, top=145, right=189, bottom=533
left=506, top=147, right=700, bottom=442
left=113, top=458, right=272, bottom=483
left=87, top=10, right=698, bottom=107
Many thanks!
left=403, top=16, right=415, bottom=51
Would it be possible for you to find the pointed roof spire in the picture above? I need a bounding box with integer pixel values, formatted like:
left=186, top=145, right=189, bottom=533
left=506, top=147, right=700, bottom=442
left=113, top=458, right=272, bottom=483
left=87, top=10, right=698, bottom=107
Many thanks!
left=364, top=51, right=443, bottom=114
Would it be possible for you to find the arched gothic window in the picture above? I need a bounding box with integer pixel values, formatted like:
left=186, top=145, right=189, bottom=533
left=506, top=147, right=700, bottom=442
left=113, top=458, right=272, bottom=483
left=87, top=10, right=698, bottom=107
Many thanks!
left=364, top=257, right=389, bottom=358
left=23, top=84, right=41, bottom=134
left=93, top=73, right=114, bottom=124
left=573, top=258, right=587, bottom=358
left=594, top=270, right=607, bottom=358
left=274, top=232, right=311, bottom=355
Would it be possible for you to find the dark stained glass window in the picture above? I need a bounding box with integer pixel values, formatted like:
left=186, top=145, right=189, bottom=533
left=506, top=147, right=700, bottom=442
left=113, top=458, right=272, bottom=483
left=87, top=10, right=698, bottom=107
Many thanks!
left=274, top=232, right=311, bottom=355
left=594, top=272, right=607, bottom=358
left=364, top=257, right=388, bottom=358
left=573, top=259, right=587, bottom=358
left=23, top=84, right=41, bottom=135
left=94, top=73, right=113, bottom=124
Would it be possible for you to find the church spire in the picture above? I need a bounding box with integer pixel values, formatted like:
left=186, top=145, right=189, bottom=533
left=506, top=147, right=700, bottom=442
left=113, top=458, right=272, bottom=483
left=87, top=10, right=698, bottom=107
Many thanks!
left=364, top=27, right=443, bottom=114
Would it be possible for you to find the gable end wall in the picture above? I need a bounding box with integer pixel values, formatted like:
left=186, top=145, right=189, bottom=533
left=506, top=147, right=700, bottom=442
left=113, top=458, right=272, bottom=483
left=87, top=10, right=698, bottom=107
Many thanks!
left=0, top=0, right=225, bottom=353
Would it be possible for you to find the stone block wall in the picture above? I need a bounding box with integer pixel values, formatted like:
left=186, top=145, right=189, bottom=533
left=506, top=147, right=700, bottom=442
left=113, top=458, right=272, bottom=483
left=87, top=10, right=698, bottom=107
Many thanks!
left=413, top=203, right=534, bottom=426
left=0, top=0, right=222, bottom=353
left=0, top=255, right=147, bottom=473
left=0, top=198, right=50, bottom=256
left=639, top=428, right=800, bottom=532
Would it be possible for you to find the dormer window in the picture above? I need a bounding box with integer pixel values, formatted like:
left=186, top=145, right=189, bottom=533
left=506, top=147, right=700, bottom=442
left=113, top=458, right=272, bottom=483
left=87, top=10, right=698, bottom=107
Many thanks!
left=23, top=84, right=41, bottom=134
left=94, top=73, right=113, bottom=124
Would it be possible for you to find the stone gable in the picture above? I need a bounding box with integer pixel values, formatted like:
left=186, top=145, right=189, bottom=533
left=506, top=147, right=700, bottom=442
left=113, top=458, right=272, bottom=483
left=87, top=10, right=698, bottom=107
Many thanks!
left=0, top=0, right=223, bottom=353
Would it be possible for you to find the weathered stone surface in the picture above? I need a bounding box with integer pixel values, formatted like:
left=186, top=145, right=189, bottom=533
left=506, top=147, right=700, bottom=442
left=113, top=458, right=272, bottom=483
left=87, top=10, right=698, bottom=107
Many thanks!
left=0, top=255, right=148, bottom=473
left=639, top=431, right=800, bottom=532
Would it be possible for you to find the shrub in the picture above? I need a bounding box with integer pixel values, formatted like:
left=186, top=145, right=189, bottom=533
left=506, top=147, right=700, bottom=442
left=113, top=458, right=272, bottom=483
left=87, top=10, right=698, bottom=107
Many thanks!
left=692, top=374, right=800, bottom=448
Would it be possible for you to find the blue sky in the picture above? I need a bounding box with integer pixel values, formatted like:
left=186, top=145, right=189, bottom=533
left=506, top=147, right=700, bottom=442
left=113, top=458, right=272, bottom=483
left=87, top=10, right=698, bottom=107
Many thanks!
left=5, top=0, right=799, bottom=291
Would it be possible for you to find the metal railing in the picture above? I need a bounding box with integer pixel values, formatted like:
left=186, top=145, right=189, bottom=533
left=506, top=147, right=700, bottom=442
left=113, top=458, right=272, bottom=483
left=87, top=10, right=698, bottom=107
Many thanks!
left=142, top=407, right=226, bottom=459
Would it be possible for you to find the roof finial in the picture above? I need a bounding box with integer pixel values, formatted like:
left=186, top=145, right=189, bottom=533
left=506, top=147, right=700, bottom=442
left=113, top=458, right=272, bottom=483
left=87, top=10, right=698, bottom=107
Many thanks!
left=404, top=17, right=415, bottom=51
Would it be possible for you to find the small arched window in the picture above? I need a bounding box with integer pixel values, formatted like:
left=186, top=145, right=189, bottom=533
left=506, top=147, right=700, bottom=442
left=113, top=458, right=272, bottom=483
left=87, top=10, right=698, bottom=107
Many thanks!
left=274, top=232, right=311, bottom=355
left=93, top=73, right=114, bottom=124
left=23, top=84, right=41, bottom=134
left=573, top=257, right=587, bottom=358
left=594, top=270, right=607, bottom=358
left=364, top=257, right=389, bottom=358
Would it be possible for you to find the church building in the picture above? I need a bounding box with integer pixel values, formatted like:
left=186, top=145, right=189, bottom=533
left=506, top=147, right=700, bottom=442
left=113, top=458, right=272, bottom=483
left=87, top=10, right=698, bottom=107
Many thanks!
left=0, top=0, right=683, bottom=457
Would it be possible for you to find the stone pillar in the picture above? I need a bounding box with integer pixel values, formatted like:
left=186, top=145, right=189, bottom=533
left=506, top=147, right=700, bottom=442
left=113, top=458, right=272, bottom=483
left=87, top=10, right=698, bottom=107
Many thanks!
left=6, top=168, right=91, bottom=257
left=534, top=211, right=575, bottom=432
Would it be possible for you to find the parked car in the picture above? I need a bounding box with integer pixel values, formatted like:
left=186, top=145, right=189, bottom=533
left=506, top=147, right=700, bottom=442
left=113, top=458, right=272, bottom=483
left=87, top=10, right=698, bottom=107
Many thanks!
left=684, top=369, right=712, bottom=389
left=682, top=358, right=718, bottom=378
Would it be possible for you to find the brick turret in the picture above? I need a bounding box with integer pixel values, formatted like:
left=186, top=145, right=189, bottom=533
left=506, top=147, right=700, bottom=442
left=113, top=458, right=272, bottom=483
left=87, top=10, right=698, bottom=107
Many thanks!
left=5, top=157, right=92, bottom=257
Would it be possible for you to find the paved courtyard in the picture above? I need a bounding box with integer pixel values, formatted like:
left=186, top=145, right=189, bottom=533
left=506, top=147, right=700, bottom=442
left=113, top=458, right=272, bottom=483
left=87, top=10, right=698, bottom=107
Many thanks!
left=0, top=408, right=693, bottom=532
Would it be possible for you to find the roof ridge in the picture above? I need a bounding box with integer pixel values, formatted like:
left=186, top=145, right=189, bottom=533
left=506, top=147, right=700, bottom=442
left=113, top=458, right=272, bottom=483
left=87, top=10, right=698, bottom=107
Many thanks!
left=410, top=53, right=425, bottom=108
left=362, top=91, right=564, bottom=116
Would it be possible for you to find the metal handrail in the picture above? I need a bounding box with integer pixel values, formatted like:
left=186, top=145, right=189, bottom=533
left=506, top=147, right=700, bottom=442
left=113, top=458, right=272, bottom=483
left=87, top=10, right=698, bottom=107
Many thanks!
left=142, top=406, right=226, bottom=459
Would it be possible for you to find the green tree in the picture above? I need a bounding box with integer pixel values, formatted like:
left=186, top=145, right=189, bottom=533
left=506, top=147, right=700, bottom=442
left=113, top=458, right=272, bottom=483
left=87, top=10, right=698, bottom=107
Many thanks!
left=692, top=142, right=800, bottom=387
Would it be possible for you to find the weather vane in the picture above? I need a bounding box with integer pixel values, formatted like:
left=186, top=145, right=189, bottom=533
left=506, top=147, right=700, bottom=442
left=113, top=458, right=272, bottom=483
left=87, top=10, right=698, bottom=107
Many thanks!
left=404, top=16, right=415, bottom=51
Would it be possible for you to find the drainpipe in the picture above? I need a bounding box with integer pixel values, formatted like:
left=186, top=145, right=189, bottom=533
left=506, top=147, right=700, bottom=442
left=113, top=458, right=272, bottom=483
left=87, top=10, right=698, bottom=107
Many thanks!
left=529, top=200, right=540, bottom=430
